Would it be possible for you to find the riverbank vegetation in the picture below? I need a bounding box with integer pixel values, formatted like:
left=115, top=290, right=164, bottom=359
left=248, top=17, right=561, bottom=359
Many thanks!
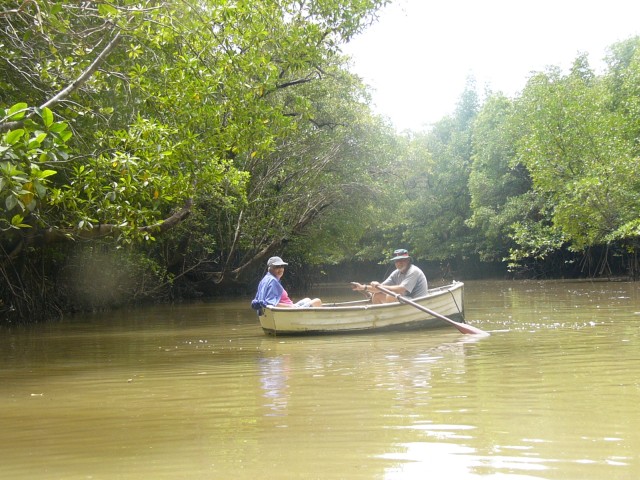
left=2, top=1, right=639, bottom=323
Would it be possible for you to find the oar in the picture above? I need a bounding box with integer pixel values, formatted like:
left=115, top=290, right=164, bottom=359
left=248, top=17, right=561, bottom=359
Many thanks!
left=374, top=284, right=490, bottom=336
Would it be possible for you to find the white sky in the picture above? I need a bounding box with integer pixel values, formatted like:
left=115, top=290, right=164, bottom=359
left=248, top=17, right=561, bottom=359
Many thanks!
left=342, top=0, right=640, bottom=131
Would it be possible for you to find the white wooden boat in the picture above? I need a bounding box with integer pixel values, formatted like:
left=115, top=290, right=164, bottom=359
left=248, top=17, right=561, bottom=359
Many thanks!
left=258, top=281, right=465, bottom=335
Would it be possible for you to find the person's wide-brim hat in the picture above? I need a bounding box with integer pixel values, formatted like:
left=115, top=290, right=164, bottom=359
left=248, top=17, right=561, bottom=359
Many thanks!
left=267, top=256, right=288, bottom=267
left=391, top=249, right=411, bottom=261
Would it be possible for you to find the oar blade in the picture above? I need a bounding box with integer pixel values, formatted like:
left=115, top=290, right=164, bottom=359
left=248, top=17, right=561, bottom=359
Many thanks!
left=454, top=322, right=490, bottom=336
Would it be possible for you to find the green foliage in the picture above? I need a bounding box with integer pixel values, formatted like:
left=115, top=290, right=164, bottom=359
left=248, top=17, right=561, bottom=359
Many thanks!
left=397, top=84, right=480, bottom=262
left=467, top=94, right=532, bottom=261
left=514, top=50, right=640, bottom=251
left=506, top=220, right=567, bottom=271
left=368, top=41, right=640, bottom=275
left=5, top=0, right=640, bottom=323
left=0, top=0, right=392, bottom=321
left=0, top=0, right=387, bottom=244
left=50, top=117, right=205, bottom=241
left=0, top=104, right=70, bottom=231
left=504, top=191, right=566, bottom=267
left=220, top=66, right=398, bottom=273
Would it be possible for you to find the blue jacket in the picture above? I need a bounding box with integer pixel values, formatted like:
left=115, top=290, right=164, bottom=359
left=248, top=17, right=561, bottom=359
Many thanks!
left=251, top=272, right=283, bottom=310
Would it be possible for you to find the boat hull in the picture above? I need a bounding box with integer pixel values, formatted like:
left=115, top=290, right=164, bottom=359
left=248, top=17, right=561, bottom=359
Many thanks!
left=258, top=282, right=465, bottom=335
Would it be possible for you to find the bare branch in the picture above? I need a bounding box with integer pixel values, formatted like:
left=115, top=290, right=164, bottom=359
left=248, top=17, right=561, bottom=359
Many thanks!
left=0, top=0, right=36, bottom=17
left=0, top=27, right=122, bottom=132
left=9, top=199, right=194, bottom=255
left=42, top=28, right=122, bottom=110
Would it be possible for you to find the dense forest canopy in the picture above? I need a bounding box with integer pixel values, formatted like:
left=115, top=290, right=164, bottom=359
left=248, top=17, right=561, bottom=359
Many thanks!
left=1, top=1, right=640, bottom=323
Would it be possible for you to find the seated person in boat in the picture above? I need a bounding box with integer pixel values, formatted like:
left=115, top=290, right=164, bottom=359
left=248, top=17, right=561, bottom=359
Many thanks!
left=351, top=249, right=428, bottom=304
left=251, top=256, right=322, bottom=310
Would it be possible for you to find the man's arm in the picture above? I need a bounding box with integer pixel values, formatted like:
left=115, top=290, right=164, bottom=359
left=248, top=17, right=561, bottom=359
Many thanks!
left=372, top=274, right=409, bottom=296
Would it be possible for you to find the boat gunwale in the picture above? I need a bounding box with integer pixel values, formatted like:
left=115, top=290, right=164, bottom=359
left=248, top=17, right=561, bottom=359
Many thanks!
left=264, top=281, right=463, bottom=313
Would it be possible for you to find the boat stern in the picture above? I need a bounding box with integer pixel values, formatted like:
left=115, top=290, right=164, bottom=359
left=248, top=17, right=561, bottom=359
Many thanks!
left=258, top=308, right=278, bottom=335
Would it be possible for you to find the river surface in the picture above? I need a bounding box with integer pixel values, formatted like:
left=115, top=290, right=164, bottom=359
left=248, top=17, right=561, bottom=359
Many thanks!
left=1, top=279, right=639, bottom=479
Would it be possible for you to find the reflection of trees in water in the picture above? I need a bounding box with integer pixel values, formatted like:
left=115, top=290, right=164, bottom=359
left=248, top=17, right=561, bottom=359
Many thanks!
left=466, top=279, right=640, bottom=330
left=258, top=335, right=475, bottom=420
left=259, top=355, right=291, bottom=417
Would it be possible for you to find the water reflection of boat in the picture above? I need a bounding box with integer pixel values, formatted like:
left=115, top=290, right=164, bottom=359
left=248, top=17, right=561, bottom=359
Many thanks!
left=257, top=282, right=465, bottom=335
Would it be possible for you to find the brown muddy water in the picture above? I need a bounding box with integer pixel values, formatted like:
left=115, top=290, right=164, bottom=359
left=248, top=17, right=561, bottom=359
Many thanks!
left=1, top=279, right=639, bottom=479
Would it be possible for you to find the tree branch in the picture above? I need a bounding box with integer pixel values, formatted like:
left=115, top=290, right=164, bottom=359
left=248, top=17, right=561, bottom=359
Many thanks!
left=0, top=0, right=35, bottom=17
left=41, top=30, right=122, bottom=110
left=23, top=199, right=192, bottom=247
left=0, top=28, right=122, bottom=132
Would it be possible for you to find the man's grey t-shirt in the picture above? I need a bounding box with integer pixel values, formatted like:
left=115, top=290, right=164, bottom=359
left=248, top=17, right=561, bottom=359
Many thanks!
left=382, top=264, right=428, bottom=297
